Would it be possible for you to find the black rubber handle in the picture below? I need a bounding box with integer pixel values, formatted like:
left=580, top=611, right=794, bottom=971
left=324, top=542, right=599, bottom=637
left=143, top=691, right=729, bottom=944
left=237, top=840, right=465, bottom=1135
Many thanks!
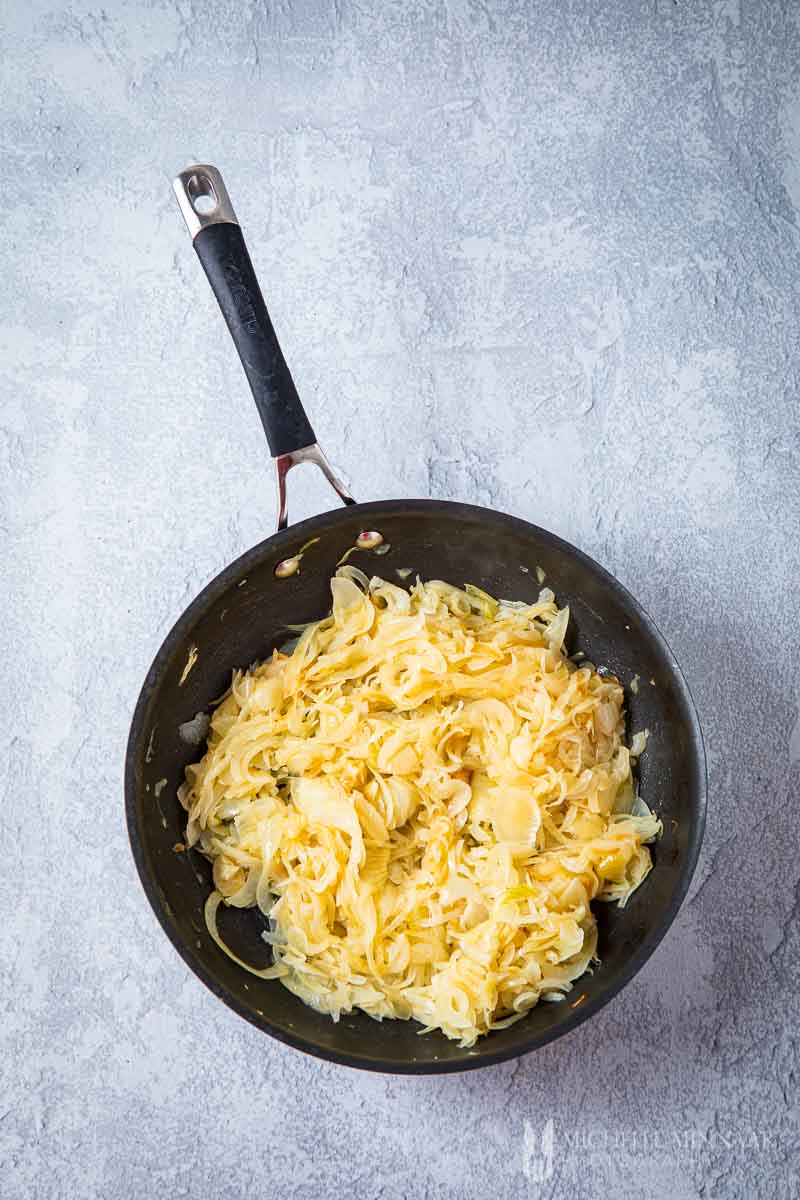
left=193, top=221, right=316, bottom=457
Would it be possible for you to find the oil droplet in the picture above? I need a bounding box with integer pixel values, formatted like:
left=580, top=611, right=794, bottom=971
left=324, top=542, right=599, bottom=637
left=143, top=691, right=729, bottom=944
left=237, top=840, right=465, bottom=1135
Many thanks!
left=356, top=530, right=383, bottom=550
left=274, top=556, right=301, bottom=578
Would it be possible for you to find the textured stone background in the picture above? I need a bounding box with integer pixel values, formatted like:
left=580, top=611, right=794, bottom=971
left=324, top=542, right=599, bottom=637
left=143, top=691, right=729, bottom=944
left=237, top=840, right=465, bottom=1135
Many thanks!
left=3, top=1, right=799, bottom=1197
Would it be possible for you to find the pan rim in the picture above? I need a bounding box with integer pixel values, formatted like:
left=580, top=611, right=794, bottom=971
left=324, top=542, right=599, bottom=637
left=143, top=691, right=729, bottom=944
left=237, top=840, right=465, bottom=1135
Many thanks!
left=125, top=497, right=707, bottom=1074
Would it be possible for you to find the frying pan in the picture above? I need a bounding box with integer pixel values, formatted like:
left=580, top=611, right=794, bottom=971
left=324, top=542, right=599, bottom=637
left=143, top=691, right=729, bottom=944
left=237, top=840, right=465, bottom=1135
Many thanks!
left=125, top=164, right=706, bottom=1074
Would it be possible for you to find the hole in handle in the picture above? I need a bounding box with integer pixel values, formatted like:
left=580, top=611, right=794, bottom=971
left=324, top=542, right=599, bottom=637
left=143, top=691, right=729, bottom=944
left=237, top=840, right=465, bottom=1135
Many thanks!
left=186, top=172, right=217, bottom=216
left=174, top=164, right=237, bottom=236
left=193, top=192, right=216, bottom=215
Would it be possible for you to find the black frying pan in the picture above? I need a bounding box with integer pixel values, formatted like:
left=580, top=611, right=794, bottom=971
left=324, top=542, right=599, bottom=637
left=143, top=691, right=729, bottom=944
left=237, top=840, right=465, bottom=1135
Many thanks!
left=125, top=165, right=706, bottom=1074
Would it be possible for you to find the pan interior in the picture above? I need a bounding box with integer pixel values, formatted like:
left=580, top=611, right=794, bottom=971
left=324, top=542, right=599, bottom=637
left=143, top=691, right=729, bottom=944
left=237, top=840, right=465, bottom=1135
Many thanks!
left=127, top=500, right=705, bottom=1072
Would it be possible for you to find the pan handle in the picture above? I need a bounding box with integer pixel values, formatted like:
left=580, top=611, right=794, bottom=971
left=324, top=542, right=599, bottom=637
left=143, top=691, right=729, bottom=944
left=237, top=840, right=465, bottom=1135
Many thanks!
left=173, top=164, right=355, bottom=530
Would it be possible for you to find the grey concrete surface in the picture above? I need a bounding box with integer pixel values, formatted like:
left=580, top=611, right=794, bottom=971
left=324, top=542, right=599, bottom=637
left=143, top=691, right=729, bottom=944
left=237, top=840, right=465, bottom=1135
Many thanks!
left=2, top=1, right=799, bottom=1197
